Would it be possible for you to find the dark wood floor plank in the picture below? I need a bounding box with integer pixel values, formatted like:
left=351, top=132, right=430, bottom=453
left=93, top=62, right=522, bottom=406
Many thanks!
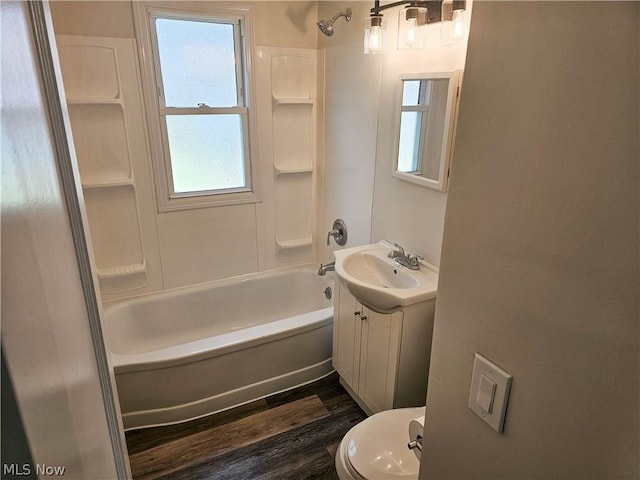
left=157, top=420, right=343, bottom=480
left=159, top=399, right=365, bottom=480
left=125, top=398, right=270, bottom=455
left=130, top=395, right=330, bottom=480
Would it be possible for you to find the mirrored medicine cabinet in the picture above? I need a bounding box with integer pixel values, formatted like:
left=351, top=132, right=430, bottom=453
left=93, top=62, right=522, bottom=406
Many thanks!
left=394, top=70, right=461, bottom=192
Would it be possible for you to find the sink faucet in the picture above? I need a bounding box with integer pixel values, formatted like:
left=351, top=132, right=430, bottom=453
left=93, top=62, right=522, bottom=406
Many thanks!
left=317, top=261, right=335, bottom=276
left=387, top=243, right=423, bottom=270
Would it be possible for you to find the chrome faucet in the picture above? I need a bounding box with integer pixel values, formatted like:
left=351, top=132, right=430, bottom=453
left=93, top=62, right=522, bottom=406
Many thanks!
left=387, top=243, right=423, bottom=270
left=317, top=262, right=335, bottom=276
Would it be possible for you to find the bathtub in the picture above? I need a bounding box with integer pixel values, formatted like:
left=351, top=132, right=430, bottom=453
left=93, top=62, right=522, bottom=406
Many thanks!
left=103, top=266, right=334, bottom=430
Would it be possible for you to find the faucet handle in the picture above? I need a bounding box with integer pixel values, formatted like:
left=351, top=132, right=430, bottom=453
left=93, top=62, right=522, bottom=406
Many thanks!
left=327, top=229, right=337, bottom=246
left=393, top=243, right=405, bottom=254
left=327, top=219, right=348, bottom=246
left=407, top=253, right=424, bottom=266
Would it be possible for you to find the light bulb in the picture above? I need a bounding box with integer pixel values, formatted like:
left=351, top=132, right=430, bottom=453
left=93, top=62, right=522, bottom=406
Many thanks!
left=398, top=6, right=426, bottom=50
left=405, top=17, right=417, bottom=47
left=369, top=25, right=382, bottom=52
left=364, top=15, right=386, bottom=54
left=452, top=9, right=466, bottom=40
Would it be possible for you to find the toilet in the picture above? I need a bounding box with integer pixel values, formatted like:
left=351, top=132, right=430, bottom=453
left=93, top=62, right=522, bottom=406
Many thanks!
left=335, top=407, right=425, bottom=480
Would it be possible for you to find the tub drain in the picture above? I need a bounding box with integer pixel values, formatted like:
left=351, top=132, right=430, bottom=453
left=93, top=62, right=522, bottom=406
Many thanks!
left=324, top=287, right=332, bottom=299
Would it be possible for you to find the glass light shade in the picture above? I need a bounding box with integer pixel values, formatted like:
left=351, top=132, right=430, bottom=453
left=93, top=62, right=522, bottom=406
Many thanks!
left=364, top=15, right=387, bottom=54
left=452, top=9, right=467, bottom=40
left=440, top=0, right=454, bottom=45
left=398, top=6, right=427, bottom=50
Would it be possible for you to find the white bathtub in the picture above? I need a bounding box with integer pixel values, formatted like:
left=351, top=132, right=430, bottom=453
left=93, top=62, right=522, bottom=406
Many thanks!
left=103, top=266, right=334, bottom=430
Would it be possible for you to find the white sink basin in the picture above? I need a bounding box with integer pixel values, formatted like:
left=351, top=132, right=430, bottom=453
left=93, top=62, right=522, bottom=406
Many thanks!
left=334, top=241, right=438, bottom=312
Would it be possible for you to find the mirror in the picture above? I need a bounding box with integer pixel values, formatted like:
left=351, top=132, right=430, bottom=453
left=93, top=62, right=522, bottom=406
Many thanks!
left=393, top=71, right=461, bottom=192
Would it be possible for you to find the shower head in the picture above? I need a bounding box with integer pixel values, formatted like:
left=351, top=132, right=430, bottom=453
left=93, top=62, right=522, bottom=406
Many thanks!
left=317, top=20, right=334, bottom=36
left=317, top=8, right=352, bottom=37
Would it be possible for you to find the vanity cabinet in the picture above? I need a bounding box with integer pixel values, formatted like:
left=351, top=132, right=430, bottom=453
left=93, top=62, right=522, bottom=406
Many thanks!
left=333, top=281, right=435, bottom=415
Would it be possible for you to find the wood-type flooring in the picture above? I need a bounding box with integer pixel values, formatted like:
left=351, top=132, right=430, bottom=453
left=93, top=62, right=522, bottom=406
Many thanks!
left=126, top=373, right=367, bottom=480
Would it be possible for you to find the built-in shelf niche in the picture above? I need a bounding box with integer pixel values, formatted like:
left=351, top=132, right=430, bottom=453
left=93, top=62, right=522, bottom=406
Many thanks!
left=275, top=173, right=313, bottom=246
left=57, top=35, right=148, bottom=293
left=83, top=185, right=144, bottom=271
left=271, top=54, right=313, bottom=100
left=273, top=103, right=313, bottom=172
left=269, top=50, right=316, bottom=261
left=58, top=44, right=121, bottom=99
left=68, top=103, right=132, bottom=185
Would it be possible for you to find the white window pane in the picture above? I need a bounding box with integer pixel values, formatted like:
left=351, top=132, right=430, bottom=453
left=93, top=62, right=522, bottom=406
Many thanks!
left=156, top=18, right=238, bottom=108
left=165, top=115, right=246, bottom=193
left=402, top=80, right=421, bottom=106
left=397, top=112, right=422, bottom=173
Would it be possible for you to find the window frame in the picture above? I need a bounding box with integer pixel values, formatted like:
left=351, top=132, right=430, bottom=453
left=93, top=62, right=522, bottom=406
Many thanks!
left=134, top=2, right=260, bottom=211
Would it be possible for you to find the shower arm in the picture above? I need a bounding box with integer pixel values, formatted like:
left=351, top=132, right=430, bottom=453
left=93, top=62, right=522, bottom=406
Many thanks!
left=329, top=9, right=352, bottom=24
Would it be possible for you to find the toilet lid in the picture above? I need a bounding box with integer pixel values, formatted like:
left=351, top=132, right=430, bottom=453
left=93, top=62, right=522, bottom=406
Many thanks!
left=345, top=407, right=423, bottom=480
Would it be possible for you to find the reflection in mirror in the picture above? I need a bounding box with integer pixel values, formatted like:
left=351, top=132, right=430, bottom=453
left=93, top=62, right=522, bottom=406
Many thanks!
left=394, top=71, right=461, bottom=192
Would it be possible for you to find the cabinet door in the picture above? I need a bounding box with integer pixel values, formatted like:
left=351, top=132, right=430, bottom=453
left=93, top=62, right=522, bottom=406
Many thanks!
left=358, top=308, right=403, bottom=414
left=333, top=283, right=362, bottom=391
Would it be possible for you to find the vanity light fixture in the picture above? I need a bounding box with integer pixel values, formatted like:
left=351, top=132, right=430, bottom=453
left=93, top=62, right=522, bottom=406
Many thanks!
left=364, top=0, right=467, bottom=54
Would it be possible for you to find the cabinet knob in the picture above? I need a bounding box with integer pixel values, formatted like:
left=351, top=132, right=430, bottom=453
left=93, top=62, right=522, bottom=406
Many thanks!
left=354, top=311, right=361, bottom=316
left=361, top=315, right=367, bottom=321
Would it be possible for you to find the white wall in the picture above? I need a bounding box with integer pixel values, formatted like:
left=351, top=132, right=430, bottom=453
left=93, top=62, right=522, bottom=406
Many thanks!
left=1, top=2, right=122, bottom=477
left=370, top=3, right=471, bottom=266
left=317, top=1, right=382, bottom=263
left=421, top=2, right=639, bottom=478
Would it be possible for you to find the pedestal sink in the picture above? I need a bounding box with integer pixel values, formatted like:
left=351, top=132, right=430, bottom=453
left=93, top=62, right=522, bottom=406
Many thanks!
left=333, top=241, right=438, bottom=312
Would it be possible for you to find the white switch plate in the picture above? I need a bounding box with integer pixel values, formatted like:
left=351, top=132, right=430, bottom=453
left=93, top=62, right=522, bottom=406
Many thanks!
left=468, top=353, right=512, bottom=433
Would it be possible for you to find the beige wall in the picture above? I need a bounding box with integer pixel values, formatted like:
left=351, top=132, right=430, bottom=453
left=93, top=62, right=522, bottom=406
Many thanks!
left=50, top=1, right=136, bottom=38
left=50, top=1, right=317, bottom=46
left=252, top=1, right=317, bottom=48
left=421, top=2, right=639, bottom=478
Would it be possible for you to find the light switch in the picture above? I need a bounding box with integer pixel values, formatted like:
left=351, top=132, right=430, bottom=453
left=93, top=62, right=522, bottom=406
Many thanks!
left=476, top=374, right=496, bottom=413
left=468, top=353, right=513, bottom=433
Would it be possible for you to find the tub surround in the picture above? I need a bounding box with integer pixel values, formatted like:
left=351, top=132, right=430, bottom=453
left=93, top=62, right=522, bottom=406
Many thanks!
left=51, top=1, right=322, bottom=303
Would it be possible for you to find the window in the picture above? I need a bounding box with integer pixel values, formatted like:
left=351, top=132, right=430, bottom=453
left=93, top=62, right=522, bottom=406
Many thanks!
left=136, top=3, right=259, bottom=210
left=397, top=80, right=425, bottom=173
left=394, top=71, right=460, bottom=192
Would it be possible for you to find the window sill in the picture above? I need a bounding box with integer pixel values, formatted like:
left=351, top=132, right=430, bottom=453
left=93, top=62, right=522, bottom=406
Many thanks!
left=157, top=190, right=261, bottom=212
